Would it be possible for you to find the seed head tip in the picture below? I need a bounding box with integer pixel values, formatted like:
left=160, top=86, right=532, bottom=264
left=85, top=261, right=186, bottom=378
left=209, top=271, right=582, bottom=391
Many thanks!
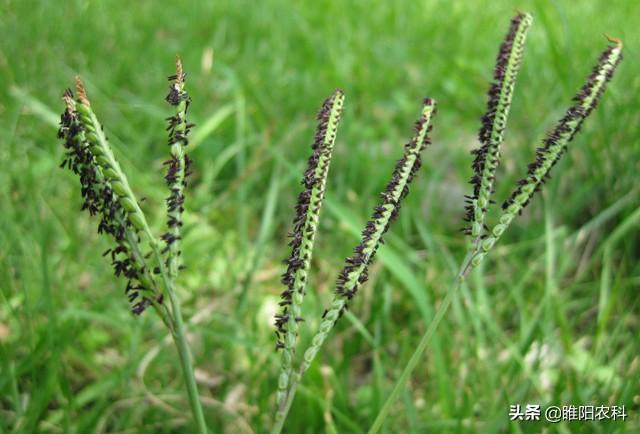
left=74, top=76, right=90, bottom=106
left=604, top=34, right=623, bottom=48
left=62, top=89, right=75, bottom=112
left=175, top=56, right=184, bottom=86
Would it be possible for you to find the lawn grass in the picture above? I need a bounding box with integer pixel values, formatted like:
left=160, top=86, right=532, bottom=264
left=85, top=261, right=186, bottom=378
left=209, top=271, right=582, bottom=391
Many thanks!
left=0, top=0, right=638, bottom=432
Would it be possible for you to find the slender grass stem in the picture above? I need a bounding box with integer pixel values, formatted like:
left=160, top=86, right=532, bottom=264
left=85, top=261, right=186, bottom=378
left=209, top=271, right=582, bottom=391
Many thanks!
left=147, top=240, right=208, bottom=434
left=165, top=283, right=208, bottom=434
left=271, top=373, right=300, bottom=434
left=367, top=253, right=474, bottom=434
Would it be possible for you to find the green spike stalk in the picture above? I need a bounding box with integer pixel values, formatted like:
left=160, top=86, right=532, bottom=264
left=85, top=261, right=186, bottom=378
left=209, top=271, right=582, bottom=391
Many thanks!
left=467, top=12, right=532, bottom=242
left=470, top=39, right=623, bottom=269
left=271, top=98, right=436, bottom=434
left=166, top=57, right=190, bottom=281
left=63, top=94, right=172, bottom=328
left=276, top=90, right=344, bottom=412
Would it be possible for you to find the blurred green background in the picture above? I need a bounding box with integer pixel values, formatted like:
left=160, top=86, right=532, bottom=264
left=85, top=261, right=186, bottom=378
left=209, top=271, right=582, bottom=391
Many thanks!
left=1, top=0, right=638, bottom=432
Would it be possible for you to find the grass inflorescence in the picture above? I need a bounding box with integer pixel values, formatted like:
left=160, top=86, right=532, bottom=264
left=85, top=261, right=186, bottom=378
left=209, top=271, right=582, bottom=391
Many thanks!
left=465, top=11, right=532, bottom=241
left=272, top=97, right=436, bottom=433
left=368, top=15, right=623, bottom=434
left=44, top=7, right=626, bottom=434
left=60, top=86, right=163, bottom=316
left=469, top=36, right=623, bottom=268
left=275, top=90, right=344, bottom=409
left=58, top=60, right=208, bottom=434
left=163, top=57, right=194, bottom=281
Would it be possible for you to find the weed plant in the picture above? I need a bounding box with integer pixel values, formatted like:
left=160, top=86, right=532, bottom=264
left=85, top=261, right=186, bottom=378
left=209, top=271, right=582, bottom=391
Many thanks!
left=59, top=59, right=207, bottom=434
left=269, top=12, right=622, bottom=433
left=56, top=11, right=623, bottom=433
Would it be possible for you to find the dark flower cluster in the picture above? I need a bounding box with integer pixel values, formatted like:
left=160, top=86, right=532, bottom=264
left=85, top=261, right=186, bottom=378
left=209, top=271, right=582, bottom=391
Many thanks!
left=502, top=43, right=623, bottom=212
left=275, top=91, right=342, bottom=347
left=59, top=90, right=154, bottom=315
left=335, top=99, right=435, bottom=306
left=464, top=12, right=527, bottom=232
left=162, top=66, right=193, bottom=259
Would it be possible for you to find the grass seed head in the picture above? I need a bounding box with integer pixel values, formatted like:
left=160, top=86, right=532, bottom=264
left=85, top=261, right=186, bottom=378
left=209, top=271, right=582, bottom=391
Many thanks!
left=465, top=12, right=532, bottom=239
left=163, top=56, right=193, bottom=280
left=58, top=92, right=159, bottom=314
left=501, top=39, right=623, bottom=214
left=276, top=89, right=344, bottom=338
left=300, top=98, right=436, bottom=374
left=334, top=98, right=436, bottom=303
left=274, top=89, right=344, bottom=411
left=469, top=38, right=623, bottom=269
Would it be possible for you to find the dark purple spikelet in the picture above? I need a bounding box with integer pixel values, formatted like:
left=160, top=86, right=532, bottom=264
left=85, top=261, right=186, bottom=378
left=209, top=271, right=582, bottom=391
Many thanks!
left=477, top=13, right=526, bottom=146
left=58, top=91, right=156, bottom=315
left=297, top=99, right=437, bottom=377
left=274, top=90, right=344, bottom=349
left=334, top=98, right=436, bottom=308
left=162, top=57, right=193, bottom=278
left=465, top=12, right=531, bottom=236
left=278, top=94, right=335, bottom=306
left=502, top=40, right=623, bottom=212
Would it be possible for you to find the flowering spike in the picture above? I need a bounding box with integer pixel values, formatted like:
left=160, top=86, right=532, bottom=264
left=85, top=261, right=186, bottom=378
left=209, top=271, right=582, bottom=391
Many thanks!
left=471, top=39, right=623, bottom=269
left=62, top=72, right=207, bottom=431
left=465, top=12, right=532, bottom=239
left=58, top=94, right=161, bottom=314
left=300, top=97, right=437, bottom=375
left=275, top=89, right=344, bottom=409
left=73, top=77, right=154, bottom=242
left=163, top=57, right=193, bottom=281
